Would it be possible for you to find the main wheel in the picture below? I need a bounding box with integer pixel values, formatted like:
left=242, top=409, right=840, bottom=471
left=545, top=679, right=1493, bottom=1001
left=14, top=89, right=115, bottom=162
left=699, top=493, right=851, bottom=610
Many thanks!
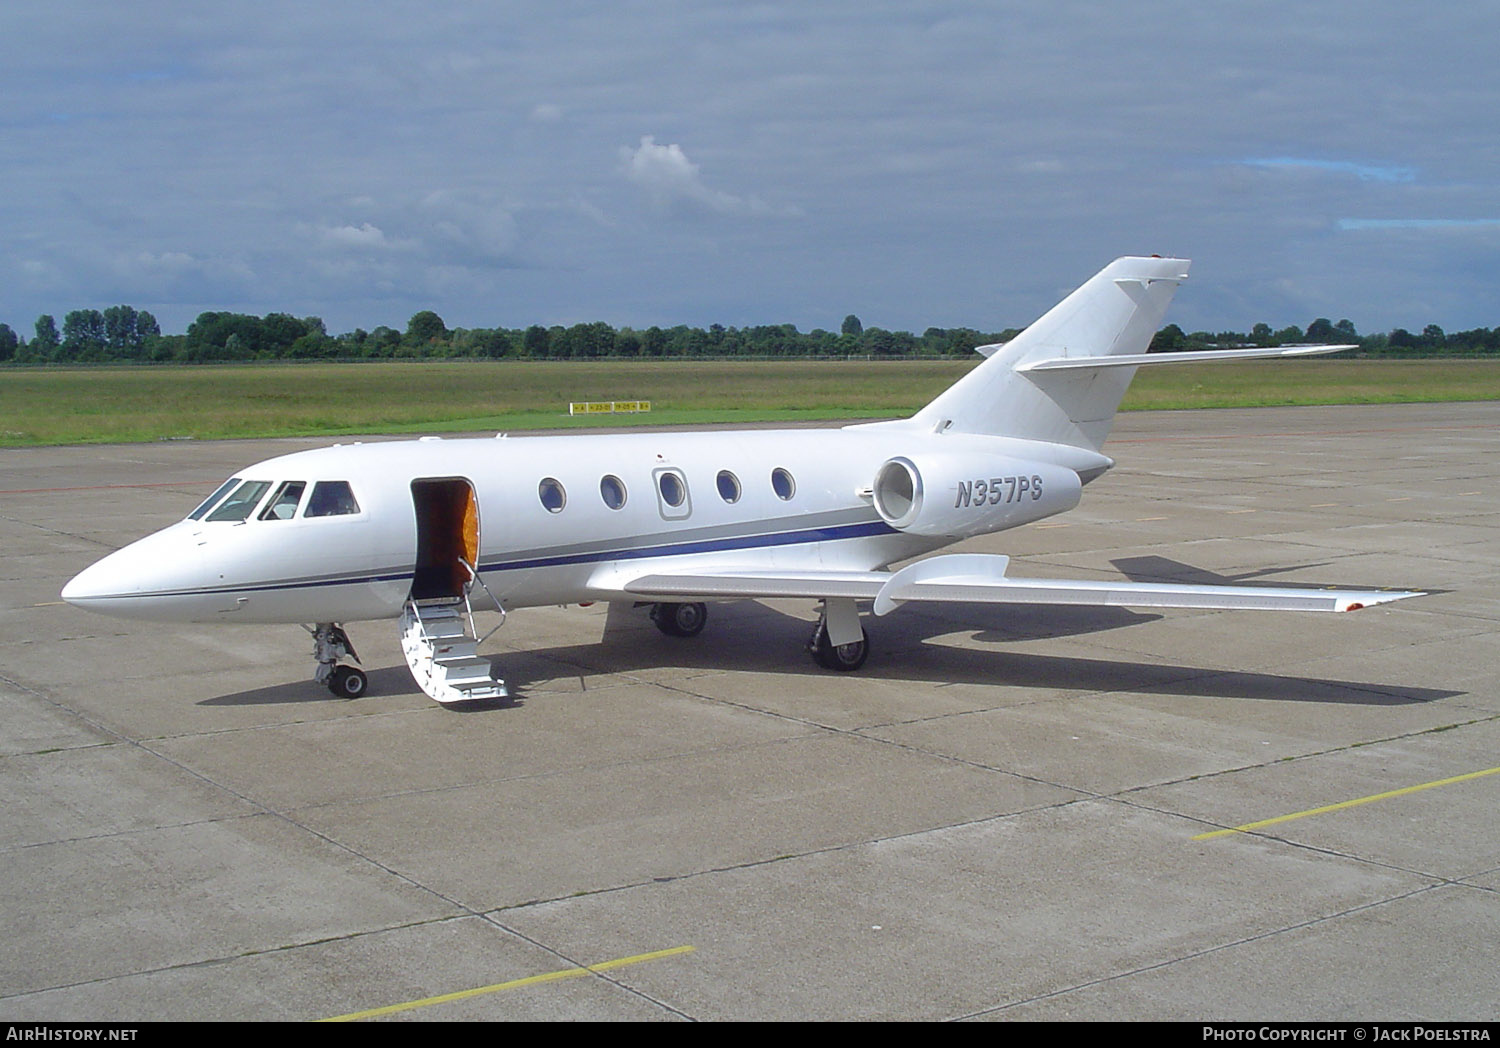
left=329, top=665, right=368, bottom=698
left=652, top=601, right=708, bottom=637
left=812, top=622, right=869, bottom=672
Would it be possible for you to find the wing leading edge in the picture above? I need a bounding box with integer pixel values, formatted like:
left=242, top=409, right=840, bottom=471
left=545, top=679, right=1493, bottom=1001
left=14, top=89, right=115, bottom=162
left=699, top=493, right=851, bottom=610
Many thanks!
left=619, top=554, right=1423, bottom=616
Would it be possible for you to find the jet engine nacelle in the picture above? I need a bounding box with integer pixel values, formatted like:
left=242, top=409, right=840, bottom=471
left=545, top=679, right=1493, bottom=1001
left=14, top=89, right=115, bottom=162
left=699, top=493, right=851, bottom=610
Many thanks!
left=871, top=453, right=1083, bottom=539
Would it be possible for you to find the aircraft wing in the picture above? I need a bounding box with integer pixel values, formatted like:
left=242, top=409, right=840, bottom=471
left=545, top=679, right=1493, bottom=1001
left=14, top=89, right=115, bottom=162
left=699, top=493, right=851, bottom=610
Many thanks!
left=616, top=554, right=1422, bottom=615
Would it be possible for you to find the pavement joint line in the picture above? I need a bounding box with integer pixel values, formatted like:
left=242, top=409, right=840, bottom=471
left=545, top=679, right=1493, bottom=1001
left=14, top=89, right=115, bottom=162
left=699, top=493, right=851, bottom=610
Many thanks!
left=1107, top=714, right=1500, bottom=804
left=4, top=672, right=682, bottom=1006
left=1193, top=765, right=1500, bottom=841
left=652, top=673, right=1111, bottom=802
left=0, top=914, right=475, bottom=1006
left=0, top=481, right=213, bottom=495
left=316, top=945, right=697, bottom=1022
left=491, top=787, right=1109, bottom=915
left=1109, top=790, right=1477, bottom=886
left=262, top=730, right=837, bottom=819
left=950, top=882, right=1446, bottom=1021
left=7, top=688, right=698, bottom=1019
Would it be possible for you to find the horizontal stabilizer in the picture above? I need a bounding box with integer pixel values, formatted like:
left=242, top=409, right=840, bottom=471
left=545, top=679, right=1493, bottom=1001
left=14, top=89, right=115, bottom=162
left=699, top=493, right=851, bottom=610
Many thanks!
left=1017, top=344, right=1353, bottom=372
left=908, top=256, right=1192, bottom=450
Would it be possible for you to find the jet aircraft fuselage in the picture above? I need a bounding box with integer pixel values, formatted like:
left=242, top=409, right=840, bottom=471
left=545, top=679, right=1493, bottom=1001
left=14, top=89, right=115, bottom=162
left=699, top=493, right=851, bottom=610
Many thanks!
left=63, top=257, right=1423, bottom=704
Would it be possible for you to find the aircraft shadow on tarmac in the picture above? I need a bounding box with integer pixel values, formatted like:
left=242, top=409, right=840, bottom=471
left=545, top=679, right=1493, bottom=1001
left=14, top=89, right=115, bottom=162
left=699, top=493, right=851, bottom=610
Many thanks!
left=560, top=600, right=1456, bottom=707
left=200, top=593, right=1457, bottom=710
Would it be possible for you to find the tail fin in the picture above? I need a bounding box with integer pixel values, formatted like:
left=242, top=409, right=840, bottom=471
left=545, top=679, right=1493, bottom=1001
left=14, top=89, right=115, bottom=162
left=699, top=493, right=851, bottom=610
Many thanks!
left=909, top=256, right=1190, bottom=451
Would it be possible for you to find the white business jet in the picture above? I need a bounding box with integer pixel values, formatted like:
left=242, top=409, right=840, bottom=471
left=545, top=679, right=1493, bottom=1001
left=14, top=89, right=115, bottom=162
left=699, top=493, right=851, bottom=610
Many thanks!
left=63, top=257, right=1422, bottom=704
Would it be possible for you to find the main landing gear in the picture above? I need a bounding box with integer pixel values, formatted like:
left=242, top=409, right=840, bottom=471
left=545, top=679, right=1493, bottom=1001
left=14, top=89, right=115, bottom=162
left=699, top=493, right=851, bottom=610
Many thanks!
left=308, top=622, right=367, bottom=698
left=806, top=615, right=869, bottom=672
left=649, top=599, right=870, bottom=672
left=651, top=601, right=708, bottom=637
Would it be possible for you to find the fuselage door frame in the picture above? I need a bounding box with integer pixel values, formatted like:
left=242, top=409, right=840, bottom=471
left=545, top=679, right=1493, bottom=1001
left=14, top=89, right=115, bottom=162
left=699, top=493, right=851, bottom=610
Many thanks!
left=410, top=477, right=480, bottom=601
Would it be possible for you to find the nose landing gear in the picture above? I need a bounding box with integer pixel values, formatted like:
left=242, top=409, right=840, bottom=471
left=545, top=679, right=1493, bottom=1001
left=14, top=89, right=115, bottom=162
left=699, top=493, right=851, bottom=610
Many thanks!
left=308, top=622, right=366, bottom=698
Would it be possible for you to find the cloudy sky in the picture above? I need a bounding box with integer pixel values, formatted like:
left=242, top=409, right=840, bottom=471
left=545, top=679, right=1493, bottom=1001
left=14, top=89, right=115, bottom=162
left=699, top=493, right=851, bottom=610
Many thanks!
left=5, top=2, right=1497, bottom=338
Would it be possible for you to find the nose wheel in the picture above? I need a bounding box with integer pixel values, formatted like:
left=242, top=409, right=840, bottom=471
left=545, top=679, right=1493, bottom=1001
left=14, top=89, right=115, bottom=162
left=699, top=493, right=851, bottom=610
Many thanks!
left=308, top=622, right=366, bottom=698
left=328, top=664, right=368, bottom=699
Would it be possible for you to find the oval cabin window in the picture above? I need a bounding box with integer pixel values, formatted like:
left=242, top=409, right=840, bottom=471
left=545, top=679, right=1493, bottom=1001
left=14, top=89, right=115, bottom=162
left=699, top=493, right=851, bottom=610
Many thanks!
left=538, top=478, right=567, bottom=513
left=600, top=475, right=627, bottom=510
left=717, top=470, right=741, bottom=503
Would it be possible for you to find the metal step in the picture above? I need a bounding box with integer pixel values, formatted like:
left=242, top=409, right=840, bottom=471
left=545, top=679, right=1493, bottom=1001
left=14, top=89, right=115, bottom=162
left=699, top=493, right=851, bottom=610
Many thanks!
left=399, top=599, right=507, bottom=704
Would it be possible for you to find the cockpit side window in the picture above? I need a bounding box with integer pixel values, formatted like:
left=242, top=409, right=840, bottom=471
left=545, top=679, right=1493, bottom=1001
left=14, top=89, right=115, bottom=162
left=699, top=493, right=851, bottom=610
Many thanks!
left=189, top=478, right=241, bottom=521
left=305, top=481, right=361, bottom=517
left=258, top=481, right=307, bottom=521
left=205, top=480, right=272, bottom=522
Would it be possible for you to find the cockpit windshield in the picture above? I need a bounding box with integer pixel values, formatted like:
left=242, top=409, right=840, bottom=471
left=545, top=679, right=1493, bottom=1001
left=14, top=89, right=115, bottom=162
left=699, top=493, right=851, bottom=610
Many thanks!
left=205, top=480, right=273, bottom=522
left=258, top=481, right=306, bottom=521
left=188, top=478, right=241, bottom=521
left=188, top=477, right=359, bottom=522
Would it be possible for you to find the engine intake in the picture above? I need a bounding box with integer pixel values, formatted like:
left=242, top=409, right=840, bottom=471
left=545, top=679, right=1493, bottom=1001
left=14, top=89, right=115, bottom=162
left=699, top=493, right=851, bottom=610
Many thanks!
left=872, top=453, right=1082, bottom=539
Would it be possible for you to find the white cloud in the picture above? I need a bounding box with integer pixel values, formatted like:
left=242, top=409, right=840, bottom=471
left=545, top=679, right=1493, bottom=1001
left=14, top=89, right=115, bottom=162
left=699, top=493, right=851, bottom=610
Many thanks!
left=317, top=222, right=389, bottom=249
left=4, top=3, right=1500, bottom=333
left=417, top=190, right=520, bottom=261
left=619, top=136, right=794, bottom=218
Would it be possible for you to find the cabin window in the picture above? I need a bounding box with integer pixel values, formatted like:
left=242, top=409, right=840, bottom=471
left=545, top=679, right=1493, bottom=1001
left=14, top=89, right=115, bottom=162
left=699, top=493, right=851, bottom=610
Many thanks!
left=600, top=475, right=627, bottom=510
left=188, top=478, right=241, bottom=521
left=305, top=481, right=361, bottom=517
left=205, top=480, right=272, bottom=522
left=538, top=478, right=567, bottom=513
left=716, top=470, right=741, bottom=503
left=771, top=468, right=796, bottom=501
left=658, top=471, right=685, bottom=507
left=259, top=481, right=306, bottom=521
left=653, top=467, right=692, bottom=520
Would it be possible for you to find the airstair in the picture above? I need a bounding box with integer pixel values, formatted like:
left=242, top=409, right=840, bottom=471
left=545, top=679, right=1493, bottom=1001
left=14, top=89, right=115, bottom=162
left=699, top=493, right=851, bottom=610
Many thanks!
left=400, top=560, right=507, bottom=704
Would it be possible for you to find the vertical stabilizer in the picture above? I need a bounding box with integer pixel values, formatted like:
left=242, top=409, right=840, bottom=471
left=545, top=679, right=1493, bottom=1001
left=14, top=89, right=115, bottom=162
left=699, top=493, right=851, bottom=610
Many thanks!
left=910, top=256, right=1190, bottom=450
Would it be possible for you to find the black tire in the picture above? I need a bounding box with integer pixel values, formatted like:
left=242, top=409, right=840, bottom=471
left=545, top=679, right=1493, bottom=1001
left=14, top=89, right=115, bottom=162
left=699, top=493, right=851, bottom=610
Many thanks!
left=652, top=601, right=707, bottom=638
left=812, top=621, right=869, bottom=672
left=329, top=665, right=368, bottom=699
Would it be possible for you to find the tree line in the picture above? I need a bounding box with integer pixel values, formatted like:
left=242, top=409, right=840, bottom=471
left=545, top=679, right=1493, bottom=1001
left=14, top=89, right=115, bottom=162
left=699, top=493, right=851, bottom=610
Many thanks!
left=2, top=305, right=1497, bottom=365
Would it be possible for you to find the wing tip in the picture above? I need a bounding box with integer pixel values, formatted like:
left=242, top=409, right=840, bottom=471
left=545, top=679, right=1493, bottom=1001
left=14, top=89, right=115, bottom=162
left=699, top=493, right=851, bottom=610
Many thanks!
left=1335, top=590, right=1426, bottom=612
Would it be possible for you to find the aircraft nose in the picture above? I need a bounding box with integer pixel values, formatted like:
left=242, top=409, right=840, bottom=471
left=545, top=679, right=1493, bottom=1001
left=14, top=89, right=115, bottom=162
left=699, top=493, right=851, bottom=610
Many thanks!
left=61, top=553, right=134, bottom=606
left=62, top=524, right=206, bottom=621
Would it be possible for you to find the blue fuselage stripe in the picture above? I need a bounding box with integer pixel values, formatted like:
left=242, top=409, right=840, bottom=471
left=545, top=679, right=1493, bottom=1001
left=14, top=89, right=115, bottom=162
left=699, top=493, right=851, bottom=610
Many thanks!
left=96, top=519, right=898, bottom=600
left=477, top=519, right=896, bottom=573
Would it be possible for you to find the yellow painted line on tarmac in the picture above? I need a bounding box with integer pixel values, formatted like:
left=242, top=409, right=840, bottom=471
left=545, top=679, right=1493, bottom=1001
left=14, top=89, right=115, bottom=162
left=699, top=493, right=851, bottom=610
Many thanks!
left=1136, top=516, right=1167, bottom=522
left=1193, top=766, right=1500, bottom=841
left=317, top=944, right=696, bottom=1022
left=1227, top=508, right=1256, bottom=514
left=33, top=601, right=66, bottom=607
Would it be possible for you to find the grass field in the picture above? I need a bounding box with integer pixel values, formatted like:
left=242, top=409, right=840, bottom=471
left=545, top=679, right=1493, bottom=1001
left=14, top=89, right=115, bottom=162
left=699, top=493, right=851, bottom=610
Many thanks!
left=2, top=358, right=1498, bottom=446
